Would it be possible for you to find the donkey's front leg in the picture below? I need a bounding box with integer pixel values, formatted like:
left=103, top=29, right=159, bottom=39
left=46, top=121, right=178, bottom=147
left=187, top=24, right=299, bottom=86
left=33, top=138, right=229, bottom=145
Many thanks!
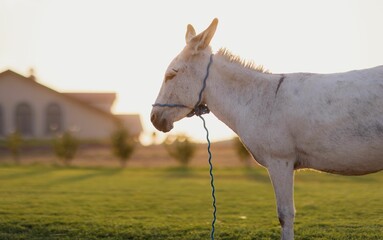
left=267, top=160, right=295, bottom=240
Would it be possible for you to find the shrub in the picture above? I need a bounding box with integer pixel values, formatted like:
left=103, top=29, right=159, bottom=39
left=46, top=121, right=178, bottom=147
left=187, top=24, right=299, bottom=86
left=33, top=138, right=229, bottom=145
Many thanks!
left=164, top=134, right=196, bottom=167
left=6, top=131, right=23, bottom=163
left=53, top=131, right=78, bottom=165
left=233, top=136, right=251, bottom=165
left=111, top=127, right=136, bottom=167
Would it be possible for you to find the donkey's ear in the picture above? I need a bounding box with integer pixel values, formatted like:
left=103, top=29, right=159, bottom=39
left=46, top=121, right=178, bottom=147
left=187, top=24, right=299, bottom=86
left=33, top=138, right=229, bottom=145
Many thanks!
left=185, top=24, right=196, bottom=44
left=188, top=18, right=218, bottom=52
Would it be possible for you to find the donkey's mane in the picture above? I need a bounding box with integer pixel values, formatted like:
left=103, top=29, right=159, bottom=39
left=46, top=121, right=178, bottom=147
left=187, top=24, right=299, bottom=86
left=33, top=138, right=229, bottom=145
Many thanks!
left=216, top=48, right=270, bottom=73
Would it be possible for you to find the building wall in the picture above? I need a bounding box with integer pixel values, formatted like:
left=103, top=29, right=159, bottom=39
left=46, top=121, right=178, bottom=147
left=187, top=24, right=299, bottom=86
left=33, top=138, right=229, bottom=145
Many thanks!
left=0, top=73, right=119, bottom=139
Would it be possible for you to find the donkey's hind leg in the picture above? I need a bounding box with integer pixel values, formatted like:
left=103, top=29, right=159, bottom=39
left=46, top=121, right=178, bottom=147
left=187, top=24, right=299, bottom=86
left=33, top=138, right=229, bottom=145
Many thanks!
left=267, top=159, right=295, bottom=240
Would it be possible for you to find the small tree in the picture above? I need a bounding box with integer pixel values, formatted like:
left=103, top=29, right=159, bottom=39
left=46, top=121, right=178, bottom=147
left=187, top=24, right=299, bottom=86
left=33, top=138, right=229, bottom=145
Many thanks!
left=6, top=131, right=23, bottom=163
left=233, top=136, right=251, bottom=166
left=111, top=127, right=136, bottom=167
left=164, top=134, right=196, bottom=167
left=54, top=131, right=78, bottom=165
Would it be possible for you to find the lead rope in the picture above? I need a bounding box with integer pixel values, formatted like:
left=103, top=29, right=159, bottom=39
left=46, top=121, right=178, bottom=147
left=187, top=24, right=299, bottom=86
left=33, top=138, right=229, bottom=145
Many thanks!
left=193, top=54, right=216, bottom=239
left=199, top=115, right=217, bottom=240
left=152, top=54, right=216, bottom=239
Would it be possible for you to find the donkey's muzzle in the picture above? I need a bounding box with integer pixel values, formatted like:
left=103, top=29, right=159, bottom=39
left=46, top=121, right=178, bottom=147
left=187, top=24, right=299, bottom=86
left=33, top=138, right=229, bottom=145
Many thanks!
left=150, top=110, right=173, bottom=133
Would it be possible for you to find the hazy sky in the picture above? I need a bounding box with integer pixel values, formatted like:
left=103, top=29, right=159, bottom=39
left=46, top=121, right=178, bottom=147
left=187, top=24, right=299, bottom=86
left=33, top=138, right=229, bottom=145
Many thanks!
left=1, top=0, right=383, bottom=144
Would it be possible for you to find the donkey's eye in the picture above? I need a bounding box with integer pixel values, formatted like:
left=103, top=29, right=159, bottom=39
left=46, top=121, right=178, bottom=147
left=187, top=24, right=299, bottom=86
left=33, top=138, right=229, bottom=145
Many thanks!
left=165, top=72, right=177, bottom=82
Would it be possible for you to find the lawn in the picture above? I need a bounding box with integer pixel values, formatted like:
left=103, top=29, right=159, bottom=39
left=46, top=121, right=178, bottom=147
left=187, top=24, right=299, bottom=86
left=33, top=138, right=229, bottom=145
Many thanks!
left=0, top=165, right=382, bottom=239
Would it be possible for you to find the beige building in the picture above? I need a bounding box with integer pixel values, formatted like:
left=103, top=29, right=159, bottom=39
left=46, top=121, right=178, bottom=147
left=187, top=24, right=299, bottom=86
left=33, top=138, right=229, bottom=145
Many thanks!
left=0, top=70, right=142, bottom=140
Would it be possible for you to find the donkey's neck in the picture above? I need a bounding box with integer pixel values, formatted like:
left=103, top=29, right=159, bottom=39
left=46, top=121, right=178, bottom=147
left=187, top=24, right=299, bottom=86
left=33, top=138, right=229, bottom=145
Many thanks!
left=205, top=54, right=280, bottom=135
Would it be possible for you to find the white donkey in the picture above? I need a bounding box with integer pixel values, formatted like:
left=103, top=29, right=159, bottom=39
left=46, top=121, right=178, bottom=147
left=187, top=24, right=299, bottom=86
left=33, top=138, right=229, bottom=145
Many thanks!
left=151, top=18, right=383, bottom=240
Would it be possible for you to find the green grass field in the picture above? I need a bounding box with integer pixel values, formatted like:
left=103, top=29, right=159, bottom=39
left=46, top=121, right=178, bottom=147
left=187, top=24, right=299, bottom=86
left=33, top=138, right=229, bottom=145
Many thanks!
left=0, top=165, right=382, bottom=239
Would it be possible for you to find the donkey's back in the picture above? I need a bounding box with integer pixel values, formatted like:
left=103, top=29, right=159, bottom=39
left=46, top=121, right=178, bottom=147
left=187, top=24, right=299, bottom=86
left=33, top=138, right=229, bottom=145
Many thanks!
left=277, top=65, right=383, bottom=175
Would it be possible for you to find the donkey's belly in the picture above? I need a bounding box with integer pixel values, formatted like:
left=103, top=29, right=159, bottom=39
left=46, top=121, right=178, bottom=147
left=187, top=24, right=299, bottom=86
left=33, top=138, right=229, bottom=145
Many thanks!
left=306, top=159, right=383, bottom=176
left=292, top=112, right=383, bottom=175
left=296, top=141, right=383, bottom=175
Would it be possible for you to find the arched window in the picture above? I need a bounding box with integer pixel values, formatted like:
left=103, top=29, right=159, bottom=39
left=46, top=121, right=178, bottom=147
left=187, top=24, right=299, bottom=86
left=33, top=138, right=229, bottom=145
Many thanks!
left=0, top=105, right=4, bottom=136
left=46, top=103, right=62, bottom=135
left=15, top=102, right=34, bottom=136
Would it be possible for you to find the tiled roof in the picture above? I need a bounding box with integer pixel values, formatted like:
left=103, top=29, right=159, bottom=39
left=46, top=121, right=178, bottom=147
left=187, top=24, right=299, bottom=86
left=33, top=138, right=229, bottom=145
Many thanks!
left=62, top=92, right=116, bottom=105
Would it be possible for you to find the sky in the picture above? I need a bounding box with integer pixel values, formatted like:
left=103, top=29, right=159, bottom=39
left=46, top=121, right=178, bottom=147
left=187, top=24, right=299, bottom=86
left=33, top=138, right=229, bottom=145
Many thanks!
left=1, top=0, right=383, bottom=144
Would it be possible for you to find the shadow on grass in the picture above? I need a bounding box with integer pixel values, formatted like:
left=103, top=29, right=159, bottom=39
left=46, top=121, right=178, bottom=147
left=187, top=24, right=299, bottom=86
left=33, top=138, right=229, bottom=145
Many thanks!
left=243, top=167, right=270, bottom=183
left=162, top=166, right=272, bottom=183
left=295, top=223, right=383, bottom=240
left=0, top=221, right=283, bottom=240
left=42, top=168, right=124, bottom=187
left=162, top=167, right=199, bottom=178
left=0, top=165, right=56, bottom=181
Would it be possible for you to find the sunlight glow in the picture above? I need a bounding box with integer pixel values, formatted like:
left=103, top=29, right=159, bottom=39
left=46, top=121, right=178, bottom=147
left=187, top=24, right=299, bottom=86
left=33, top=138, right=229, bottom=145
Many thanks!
left=1, top=0, right=383, bottom=143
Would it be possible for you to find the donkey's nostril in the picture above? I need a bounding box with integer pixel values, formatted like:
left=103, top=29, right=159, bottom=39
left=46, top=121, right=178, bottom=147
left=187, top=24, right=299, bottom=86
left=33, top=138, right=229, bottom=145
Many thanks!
left=151, top=113, right=157, bottom=123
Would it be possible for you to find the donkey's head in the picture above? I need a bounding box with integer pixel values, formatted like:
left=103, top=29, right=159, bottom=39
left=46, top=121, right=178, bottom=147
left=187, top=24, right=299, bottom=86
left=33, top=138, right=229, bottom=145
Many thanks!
left=151, top=18, right=218, bottom=132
